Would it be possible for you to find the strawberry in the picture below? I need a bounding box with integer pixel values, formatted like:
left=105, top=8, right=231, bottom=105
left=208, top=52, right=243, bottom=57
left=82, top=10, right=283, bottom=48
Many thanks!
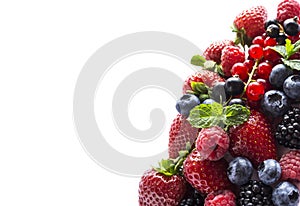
left=228, top=110, right=277, bottom=168
left=183, top=150, right=232, bottom=194
left=234, top=6, right=268, bottom=39
left=221, top=46, right=245, bottom=77
left=182, top=70, right=224, bottom=94
left=138, top=169, right=186, bottom=206
left=277, top=0, right=300, bottom=23
left=203, top=40, right=234, bottom=64
left=279, top=150, right=300, bottom=182
left=204, top=190, right=236, bottom=206
left=168, top=114, right=199, bottom=159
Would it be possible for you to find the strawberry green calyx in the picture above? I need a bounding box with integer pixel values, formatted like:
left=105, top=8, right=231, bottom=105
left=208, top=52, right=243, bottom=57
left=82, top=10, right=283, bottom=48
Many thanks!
left=232, top=25, right=252, bottom=47
left=153, top=143, right=192, bottom=176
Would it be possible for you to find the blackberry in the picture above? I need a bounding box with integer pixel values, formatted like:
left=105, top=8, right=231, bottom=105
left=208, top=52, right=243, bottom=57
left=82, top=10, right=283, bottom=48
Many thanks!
left=238, top=180, right=274, bottom=206
left=179, top=184, right=204, bottom=206
left=275, top=107, right=300, bottom=149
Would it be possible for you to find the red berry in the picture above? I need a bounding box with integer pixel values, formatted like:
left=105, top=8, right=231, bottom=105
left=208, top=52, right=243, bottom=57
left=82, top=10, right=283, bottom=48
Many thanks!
left=277, top=0, right=300, bottom=23
left=221, top=46, right=245, bottom=77
left=231, top=62, right=249, bottom=81
left=246, top=81, right=265, bottom=101
left=264, top=37, right=277, bottom=47
left=263, top=47, right=281, bottom=63
left=244, top=60, right=255, bottom=71
left=252, top=36, right=265, bottom=47
left=204, top=190, right=236, bottom=206
left=279, top=150, right=300, bottom=182
left=196, top=126, right=229, bottom=161
left=257, top=61, right=273, bottom=79
left=249, top=44, right=264, bottom=59
left=256, top=78, right=272, bottom=91
left=204, top=40, right=235, bottom=64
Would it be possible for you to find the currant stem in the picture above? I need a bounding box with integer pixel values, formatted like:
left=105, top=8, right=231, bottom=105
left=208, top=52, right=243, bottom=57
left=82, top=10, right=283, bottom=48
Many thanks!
left=241, top=60, right=259, bottom=97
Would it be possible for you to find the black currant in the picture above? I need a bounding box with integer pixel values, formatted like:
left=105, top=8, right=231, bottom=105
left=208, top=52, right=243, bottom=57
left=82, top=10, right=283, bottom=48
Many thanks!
left=228, top=98, right=246, bottom=106
left=276, top=33, right=287, bottom=45
left=264, top=19, right=279, bottom=30
left=224, top=77, right=245, bottom=96
left=266, top=24, right=280, bottom=38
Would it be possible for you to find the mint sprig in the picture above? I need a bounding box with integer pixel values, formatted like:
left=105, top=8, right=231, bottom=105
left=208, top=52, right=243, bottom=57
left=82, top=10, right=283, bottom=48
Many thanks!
left=188, top=102, right=250, bottom=129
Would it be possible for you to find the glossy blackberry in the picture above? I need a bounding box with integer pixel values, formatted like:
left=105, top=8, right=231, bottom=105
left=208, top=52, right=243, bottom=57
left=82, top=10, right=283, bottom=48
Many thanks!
left=179, top=185, right=204, bottom=206
left=237, top=180, right=274, bottom=206
left=275, top=107, right=300, bottom=149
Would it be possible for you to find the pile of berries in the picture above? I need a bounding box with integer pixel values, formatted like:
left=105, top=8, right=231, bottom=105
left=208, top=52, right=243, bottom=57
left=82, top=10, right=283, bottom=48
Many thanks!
left=138, top=0, right=300, bottom=205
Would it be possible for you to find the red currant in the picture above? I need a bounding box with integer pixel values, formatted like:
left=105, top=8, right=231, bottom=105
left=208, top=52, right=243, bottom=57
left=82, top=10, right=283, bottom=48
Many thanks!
left=231, top=62, right=249, bottom=81
left=249, top=44, right=264, bottom=59
left=244, top=60, right=255, bottom=71
left=264, top=37, right=277, bottom=47
left=257, top=61, right=273, bottom=80
left=256, top=78, right=272, bottom=92
left=252, top=36, right=264, bottom=47
left=263, top=47, right=281, bottom=63
left=246, top=81, right=265, bottom=101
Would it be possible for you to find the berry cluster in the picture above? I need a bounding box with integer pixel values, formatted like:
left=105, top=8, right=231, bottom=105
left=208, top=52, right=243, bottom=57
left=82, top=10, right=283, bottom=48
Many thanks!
left=138, top=1, right=300, bottom=206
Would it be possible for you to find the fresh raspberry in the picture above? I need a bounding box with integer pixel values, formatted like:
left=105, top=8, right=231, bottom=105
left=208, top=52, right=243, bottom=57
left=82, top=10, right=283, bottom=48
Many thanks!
left=234, top=6, right=268, bottom=39
left=277, top=0, right=300, bottom=23
left=196, top=126, right=229, bottom=161
left=138, top=169, right=187, bottom=206
left=204, top=190, right=236, bottom=206
left=203, top=40, right=235, bottom=64
left=182, top=70, right=224, bottom=94
left=183, top=150, right=232, bottom=194
left=279, top=150, right=300, bottom=182
left=168, top=114, right=199, bottom=159
left=228, top=110, right=277, bottom=168
left=221, top=46, right=245, bottom=77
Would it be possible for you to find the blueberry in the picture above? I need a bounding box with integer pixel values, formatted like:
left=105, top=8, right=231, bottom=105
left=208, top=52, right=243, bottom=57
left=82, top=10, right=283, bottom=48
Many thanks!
left=227, top=157, right=253, bottom=185
left=283, top=75, right=300, bottom=100
left=283, top=17, right=299, bottom=36
left=269, top=64, right=293, bottom=88
left=261, top=90, right=290, bottom=117
left=176, top=94, right=200, bottom=117
left=258, top=159, right=281, bottom=185
left=224, top=77, right=245, bottom=96
left=272, top=181, right=300, bottom=206
left=228, top=98, right=245, bottom=106
left=202, top=99, right=215, bottom=104
left=211, top=82, right=227, bottom=103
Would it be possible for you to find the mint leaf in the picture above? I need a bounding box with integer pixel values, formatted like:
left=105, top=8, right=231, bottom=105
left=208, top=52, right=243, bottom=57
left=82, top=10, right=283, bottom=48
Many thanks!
left=188, top=102, right=223, bottom=128
left=271, top=45, right=287, bottom=58
left=191, top=81, right=208, bottom=94
left=282, top=59, right=300, bottom=71
left=191, top=55, right=206, bottom=66
left=286, top=39, right=294, bottom=57
left=224, top=104, right=250, bottom=126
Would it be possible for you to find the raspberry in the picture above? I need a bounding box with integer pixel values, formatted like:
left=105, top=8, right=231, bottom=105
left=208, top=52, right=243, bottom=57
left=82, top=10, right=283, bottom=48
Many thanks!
left=280, top=150, right=300, bottom=182
left=204, top=190, right=236, bottom=206
left=221, top=46, right=245, bottom=77
left=195, top=126, right=229, bottom=161
left=277, top=0, right=300, bottom=23
left=203, top=40, right=234, bottom=64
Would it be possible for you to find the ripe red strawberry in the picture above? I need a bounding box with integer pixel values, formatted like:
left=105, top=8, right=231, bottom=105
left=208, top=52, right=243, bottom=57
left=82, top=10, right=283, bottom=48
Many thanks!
left=168, top=114, right=199, bottom=159
left=138, top=169, right=186, bottom=206
left=234, top=6, right=268, bottom=39
left=203, top=40, right=234, bottom=64
left=228, top=110, right=277, bottom=168
left=277, top=0, right=300, bottom=23
left=221, top=46, right=245, bottom=77
left=279, top=150, right=300, bottom=182
left=204, top=190, right=236, bottom=206
left=183, top=150, right=232, bottom=194
left=196, top=126, right=229, bottom=161
left=182, top=70, right=224, bottom=94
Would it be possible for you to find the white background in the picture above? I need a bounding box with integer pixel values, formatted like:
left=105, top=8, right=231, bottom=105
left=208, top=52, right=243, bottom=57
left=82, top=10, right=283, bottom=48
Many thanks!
left=0, top=0, right=282, bottom=205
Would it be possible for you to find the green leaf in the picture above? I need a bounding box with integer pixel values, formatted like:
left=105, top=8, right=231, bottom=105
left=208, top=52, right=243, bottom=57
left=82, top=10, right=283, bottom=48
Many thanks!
left=191, top=55, right=206, bottom=66
left=223, top=104, right=250, bottom=126
left=285, top=39, right=294, bottom=57
left=282, top=59, right=300, bottom=71
left=203, top=60, right=217, bottom=71
left=191, top=81, right=208, bottom=94
left=188, top=102, right=223, bottom=128
left=270, top=45, right=287, bottom=58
